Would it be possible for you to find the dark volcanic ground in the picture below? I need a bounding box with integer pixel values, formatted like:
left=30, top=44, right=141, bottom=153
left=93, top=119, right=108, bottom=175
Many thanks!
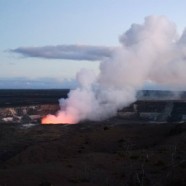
left=0, top=121, right=185, bottom=186
left=0, top=89, right=186, bottom=186
left=0, top=89, right=69, bottom=107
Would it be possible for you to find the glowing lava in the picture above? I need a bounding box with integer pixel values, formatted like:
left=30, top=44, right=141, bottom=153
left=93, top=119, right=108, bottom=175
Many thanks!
left=41, top=112, right=77, bottom=124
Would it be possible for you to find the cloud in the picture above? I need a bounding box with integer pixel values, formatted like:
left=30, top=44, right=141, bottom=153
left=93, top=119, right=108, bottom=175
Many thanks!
left=11, top=45, right=114, bottom=61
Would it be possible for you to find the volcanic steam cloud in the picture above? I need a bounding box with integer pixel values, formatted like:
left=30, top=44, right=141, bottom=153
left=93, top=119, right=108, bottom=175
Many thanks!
left=42, top=15, right=186, bottom=124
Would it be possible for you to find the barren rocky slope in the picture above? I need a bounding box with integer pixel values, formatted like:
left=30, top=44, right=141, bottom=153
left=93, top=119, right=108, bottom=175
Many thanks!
left=0, top=120, right=185, bottom=186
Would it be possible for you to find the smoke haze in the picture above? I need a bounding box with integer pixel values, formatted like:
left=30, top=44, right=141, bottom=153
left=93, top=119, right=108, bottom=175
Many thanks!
left=16, top=15, right=186, bottom=123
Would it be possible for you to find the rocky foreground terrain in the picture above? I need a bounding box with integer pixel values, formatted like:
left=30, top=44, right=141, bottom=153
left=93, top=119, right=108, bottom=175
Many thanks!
left=0, top=90, right=185, bottom=186
left=0, top=120, right=185, bottom=186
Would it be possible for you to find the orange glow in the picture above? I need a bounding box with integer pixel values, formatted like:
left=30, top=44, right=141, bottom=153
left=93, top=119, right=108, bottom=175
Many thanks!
left=41, top=113, right=77, bottom=124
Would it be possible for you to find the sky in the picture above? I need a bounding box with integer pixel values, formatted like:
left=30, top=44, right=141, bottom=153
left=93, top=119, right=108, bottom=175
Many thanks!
left=1, top=0, right=186, bottom=89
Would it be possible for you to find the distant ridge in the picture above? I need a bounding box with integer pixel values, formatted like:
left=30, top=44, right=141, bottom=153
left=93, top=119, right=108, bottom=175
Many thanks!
left=0, top=89, right=186, bottom=107
left=137, top=90, right=186, bottom=100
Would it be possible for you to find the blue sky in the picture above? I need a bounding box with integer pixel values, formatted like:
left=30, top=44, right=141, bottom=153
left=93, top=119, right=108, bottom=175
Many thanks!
left=1, top=0, right=186, bottom=88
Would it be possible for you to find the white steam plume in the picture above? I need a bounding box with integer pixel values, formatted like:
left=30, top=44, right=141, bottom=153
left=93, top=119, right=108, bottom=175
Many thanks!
left=43, top=15, right=186, bottom=124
